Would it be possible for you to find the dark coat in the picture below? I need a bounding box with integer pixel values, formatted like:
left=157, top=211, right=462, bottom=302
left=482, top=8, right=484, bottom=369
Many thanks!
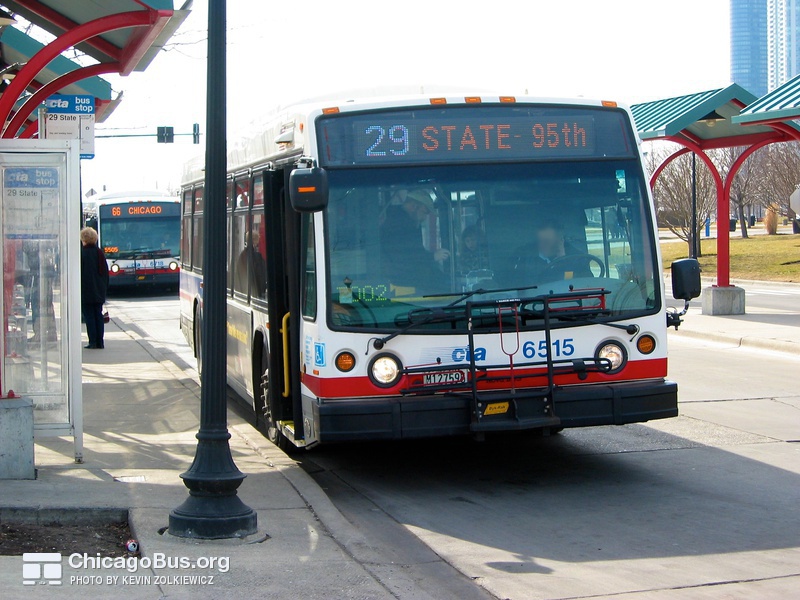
left=81, top=243, right=109, bottom=304
left=380, top=205, right=441, bottom=291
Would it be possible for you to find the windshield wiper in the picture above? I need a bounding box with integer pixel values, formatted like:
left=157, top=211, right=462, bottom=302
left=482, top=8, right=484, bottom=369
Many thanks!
left=523, top=305, right=639, bottom=337
left=371, top=285, right=540, bottom=351
left=424, top=284, right=539, bottom=307
left=371, top=306, right=466, bottom=351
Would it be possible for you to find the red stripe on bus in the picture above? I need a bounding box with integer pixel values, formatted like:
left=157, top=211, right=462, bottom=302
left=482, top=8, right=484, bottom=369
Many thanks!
left=302, top=358, right=668, bottom=398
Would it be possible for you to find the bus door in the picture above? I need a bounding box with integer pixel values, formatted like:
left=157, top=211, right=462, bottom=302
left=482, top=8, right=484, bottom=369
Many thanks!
left=261, top=167, right=304, bottom=444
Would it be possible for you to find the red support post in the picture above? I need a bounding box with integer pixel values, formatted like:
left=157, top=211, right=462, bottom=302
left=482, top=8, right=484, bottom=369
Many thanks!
left=721, top=138, right=778, bottom=283
left=649, top=147, right=690, bottom=189
left=650, top=141, right=726, bottom=283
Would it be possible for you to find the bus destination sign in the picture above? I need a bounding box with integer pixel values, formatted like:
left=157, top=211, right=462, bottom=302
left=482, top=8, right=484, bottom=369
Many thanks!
left=99, top=202, right=180, bottom=218
left=355, top=116, right=594, bottom=161
left=317, top=105, right=634, bottom=167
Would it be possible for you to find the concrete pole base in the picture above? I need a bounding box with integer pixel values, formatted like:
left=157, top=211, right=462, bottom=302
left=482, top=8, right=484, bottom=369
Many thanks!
left=701, top=285, right=746, bottom=315
left=0, top=397, right=35, bottom=479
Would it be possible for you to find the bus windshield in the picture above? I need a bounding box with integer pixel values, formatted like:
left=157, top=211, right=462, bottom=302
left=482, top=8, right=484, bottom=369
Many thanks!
left=100, top=208, right=180, bottom=259
left=325, top=160, right=659, bottom=332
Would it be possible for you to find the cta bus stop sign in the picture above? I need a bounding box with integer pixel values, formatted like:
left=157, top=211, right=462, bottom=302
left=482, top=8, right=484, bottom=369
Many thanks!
left=41, top=95, right=95, bottom=160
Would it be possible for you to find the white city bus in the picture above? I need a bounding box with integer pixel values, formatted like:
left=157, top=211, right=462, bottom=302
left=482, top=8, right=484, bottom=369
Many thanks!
left=90, top=191, right=181, bottom=289
left=179, top=94, right=700, bottom=450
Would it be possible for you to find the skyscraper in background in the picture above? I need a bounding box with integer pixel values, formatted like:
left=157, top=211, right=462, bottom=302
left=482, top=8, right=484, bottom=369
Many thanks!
left=731, top=0, right=768, bottom=97
left=731, top=0, right=800, bottom=97
left=767, top=0, right=800, bottom=90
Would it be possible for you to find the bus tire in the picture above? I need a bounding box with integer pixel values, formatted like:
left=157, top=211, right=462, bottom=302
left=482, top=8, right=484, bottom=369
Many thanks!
left=260, top=357, right=298, bottom=454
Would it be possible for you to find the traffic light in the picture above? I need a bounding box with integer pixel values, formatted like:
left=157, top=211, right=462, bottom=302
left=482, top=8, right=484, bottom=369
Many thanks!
left=192, top=123, right=200, bottom=144
left=157, top=126, right=174, bottom=143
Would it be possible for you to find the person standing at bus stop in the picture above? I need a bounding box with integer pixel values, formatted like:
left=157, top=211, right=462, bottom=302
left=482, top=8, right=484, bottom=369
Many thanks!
left=80, top=227, right=109, bottom=349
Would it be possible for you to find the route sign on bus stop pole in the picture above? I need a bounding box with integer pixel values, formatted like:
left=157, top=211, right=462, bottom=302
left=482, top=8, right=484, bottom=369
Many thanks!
left=42, top=95, right=95, bottom=159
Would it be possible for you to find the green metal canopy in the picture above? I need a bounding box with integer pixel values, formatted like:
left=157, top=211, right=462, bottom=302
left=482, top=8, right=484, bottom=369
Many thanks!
left=733, top=73, right=800, bottom=126
left=630, top=84, right=796, bottom=149
left=2, top=0, right=187, bottom=73
left=1, top=26, right=112, bottom=102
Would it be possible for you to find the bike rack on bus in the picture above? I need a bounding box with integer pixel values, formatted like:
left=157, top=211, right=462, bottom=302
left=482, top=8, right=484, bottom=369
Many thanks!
left=400, top=289, right=614, bottom=433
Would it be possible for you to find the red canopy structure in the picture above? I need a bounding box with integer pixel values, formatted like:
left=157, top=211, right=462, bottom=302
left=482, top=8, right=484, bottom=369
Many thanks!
left=0, top=0, right=189, bottom=139
left=631, top=84, right=800, bottom=314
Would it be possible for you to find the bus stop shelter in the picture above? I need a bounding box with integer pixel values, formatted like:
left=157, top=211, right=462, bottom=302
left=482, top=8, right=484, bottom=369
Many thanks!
left=631, top=84, right=800, bottom=315
left=0, top=0, right=188, bottom=139
left=0, top=1, right=188, bottom=464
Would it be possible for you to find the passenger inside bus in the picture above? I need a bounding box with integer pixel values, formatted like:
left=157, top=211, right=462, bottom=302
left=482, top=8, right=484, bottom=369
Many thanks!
left=380, top=190, right=450, bottom=294
left=458, top=224, right=486, bottom=273
left=234, top=228, right=267, bottom=298
left=513, top=219, right=595, bottom=283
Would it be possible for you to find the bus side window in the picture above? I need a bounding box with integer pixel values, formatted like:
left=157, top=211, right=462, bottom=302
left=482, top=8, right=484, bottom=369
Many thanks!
left=181, top=189, right=192, bottom=268
left=232, top=211, right=248, bottom=298
left=301, top=213, right=316, bottom=320
left=192, top=187, right=204, bottom=271
left=251, top=211, right=267, bottom=301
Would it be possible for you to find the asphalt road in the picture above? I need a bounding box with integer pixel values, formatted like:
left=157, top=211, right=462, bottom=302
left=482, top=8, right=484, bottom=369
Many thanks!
left=107, top=289, right=800, bottom=600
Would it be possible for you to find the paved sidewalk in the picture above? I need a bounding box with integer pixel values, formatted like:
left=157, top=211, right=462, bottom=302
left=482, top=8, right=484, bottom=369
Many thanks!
left=0, top=317, right=401, bottom=599
left=666, top=279, right=799, bottom=354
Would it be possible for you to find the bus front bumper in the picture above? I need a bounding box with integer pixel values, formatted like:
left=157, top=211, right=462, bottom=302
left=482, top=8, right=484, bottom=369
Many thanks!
left=109, top=272, right=180, bottom=287
left=313, top=379, right=678, bottom=442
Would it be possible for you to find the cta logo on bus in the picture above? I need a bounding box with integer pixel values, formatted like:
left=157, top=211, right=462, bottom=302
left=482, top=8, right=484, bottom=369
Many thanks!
left=451, top=347, right=486, bottom=362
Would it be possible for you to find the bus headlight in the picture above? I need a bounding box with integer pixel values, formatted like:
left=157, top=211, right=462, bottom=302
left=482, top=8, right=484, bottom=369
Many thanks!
left=596, top=341, right=627, bottom=373
left=169, top=261, right=179, bottom=271
left=369, top=354, right=402, bottom=387
left=110, top=263, right=120, bottom=273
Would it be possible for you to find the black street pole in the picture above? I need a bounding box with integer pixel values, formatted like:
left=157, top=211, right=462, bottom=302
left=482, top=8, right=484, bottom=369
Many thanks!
left=169, top=0, right=257, bottom=539
left=691, top=151, right=698, bottom=259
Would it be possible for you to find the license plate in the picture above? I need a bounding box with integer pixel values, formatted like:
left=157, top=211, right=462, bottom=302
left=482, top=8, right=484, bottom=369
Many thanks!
left=422, top=370, right=467, bottom=386
left=137, top=275, right=146, bottom=280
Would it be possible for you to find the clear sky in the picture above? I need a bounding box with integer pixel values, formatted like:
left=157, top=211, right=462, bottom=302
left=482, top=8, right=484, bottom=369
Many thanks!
left=80, top=0, right=731, bottom=195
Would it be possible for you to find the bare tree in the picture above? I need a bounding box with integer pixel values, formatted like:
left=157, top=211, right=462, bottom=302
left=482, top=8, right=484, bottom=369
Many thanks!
left=760, top=142, right=800, bottom=219
left=714, top=146, right=767, bottom=239
left=650, top=146, right=717, bottom=256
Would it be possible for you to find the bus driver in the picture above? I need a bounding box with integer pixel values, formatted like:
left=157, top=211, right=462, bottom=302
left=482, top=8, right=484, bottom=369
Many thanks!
left=515, top=219, right=594, bottom=283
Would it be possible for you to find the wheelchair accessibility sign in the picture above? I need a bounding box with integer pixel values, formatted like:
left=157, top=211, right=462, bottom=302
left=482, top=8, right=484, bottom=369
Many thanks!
left=314, top=343, right=326, bottom=367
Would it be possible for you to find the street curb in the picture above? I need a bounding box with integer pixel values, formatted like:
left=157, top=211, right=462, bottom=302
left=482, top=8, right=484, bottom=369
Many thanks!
left=670, top=327, right=799, bottom=355
left=0, top=507, right=128, bottom=526
left=229, top=423, right=368, bottom=553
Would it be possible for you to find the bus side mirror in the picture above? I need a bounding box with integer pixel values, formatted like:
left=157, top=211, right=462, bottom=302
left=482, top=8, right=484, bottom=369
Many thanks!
left=671, top=258, right=701, bottom=300
left=289, top=167, right=328, bottom=212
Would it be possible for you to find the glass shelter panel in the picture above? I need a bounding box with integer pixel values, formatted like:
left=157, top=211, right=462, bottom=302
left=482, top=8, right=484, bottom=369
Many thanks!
left=1, top=156, right=69, bottom=424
